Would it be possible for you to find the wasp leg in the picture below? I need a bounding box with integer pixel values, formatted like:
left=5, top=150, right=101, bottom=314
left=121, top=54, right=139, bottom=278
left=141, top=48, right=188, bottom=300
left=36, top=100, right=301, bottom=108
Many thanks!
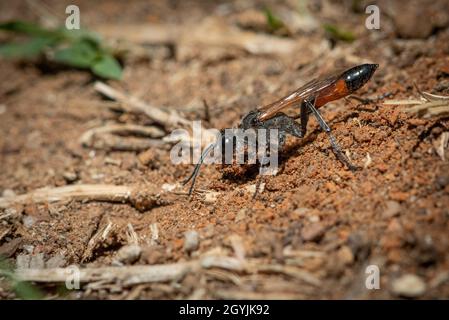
left=299, top=101, right=311, bottom=136
left=305, top=99, right=358, bottom=171
left=253, top=152, right=271, bottom=200
left=262, top=113, right=303, bottom=139
left=253, top=174, right=265, bottom=200
left=183, top=142, right=216, bottom=196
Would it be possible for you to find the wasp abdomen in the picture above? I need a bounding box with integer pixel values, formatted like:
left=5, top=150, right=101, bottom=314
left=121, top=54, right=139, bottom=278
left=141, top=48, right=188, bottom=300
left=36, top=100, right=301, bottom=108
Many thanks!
left=343, top=63, right=379, bottom=93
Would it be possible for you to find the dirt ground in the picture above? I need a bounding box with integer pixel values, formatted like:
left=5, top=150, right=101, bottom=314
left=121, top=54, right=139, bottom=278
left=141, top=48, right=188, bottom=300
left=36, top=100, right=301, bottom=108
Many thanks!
left=1, top=0, right=449, bottom=299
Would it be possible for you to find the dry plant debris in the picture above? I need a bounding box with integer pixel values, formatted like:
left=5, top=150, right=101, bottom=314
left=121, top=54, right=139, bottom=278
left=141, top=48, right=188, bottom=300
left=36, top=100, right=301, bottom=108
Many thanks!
left=384, top=86, right=449, bottom=118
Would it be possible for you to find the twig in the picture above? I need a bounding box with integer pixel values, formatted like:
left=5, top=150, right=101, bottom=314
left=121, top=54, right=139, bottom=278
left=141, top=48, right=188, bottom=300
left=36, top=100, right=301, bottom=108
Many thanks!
left=81, top=124, right=165, bottom=143
left=126, top=223, right=139, bottom=245
left=255, top=264, right=322, bottom=287
left=384, top=85, right=449, bottom=117
left=203, top=269, right=242, bottom=286
left=435, top=132, right=449, bottom=161
left=0, top=184, right=172, bottom=212
left=26, top=0, right=62, bottom=27
left=149, top=223, right=159, bottom=246
left=80, top=123, right=168, bottom=151
left=9, top=261, right=199, bottom=286
left=201, top=255, right=246, bottom=272
left=94, top=82, right=190, bottom=128
left=94, top=18, right=298, bottom=56
left=6, top=253, right=324, bottom=295
left=82, top=219, right=114, bottom=262
left=93, top=83, right=216, bottom=147
left=0, top=227, right=11, bottom=242
left=383, top=100, right=423, bottom=105
left=214, top=289, right=306, bottom=300
left=414, top=82, right=449, bottom=101
left=228, top=234, right=245, bottom=261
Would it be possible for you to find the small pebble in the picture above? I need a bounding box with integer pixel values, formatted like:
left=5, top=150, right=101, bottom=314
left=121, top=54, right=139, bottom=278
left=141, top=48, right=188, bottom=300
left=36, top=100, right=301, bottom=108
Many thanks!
left=337, top=246, right=354, bottom=265
left=2, top=189, right=15, bottom=198
left=0, top=104, right=7, bottom=115
left=235, top=208, right=247, bottom=222
left=301, top=223, right=326, bottom=242
left=204, top=192, right=219, bottom=204
left=104, top=157, right=122, bottom=166
left=383, top=200, right=402, bottom=219
left=245, top=183, right=265, bottom=195
left=23, top=245, right=34, bottom=254
left=115, top=244, right=142, bottom=264
left=162, top=183, right=178, bottom=192
left=3, top=207, right=18, bottom=217
left=292, top=207, right=310, bottom=217
left=62, top=171, right=78, bottom=182
left=137, top=149, right=157, bottom=166
left=184, top=230, right=199, bottom=253
left=22, top=215, right=36, bottom=228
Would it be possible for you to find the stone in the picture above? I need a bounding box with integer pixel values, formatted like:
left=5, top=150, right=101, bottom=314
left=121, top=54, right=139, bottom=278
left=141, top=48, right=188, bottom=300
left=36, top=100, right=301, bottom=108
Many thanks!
left=204, top=192, right=219, bottom=204
left=184, top=230, right=199, bottom=253
left=383, top=200, right=402, bottom=219
left=22, top=215, right=36, bottom=228
left=115, top=244, right=142, bottom=264
left=235, top=208, right=247, bottom=222
left=337, top=246, right=354, bottom=265
left=391, top=274, right=426, bottom=298
left=301, top=223, right=326, bottom=242
left=2, top=189, right=15, bottom=198
left=62, top=171, right=78, bottom=182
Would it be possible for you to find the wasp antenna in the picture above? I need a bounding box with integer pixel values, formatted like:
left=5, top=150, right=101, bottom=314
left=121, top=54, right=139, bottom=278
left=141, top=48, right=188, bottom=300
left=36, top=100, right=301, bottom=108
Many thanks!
left=182, top=162, right=200, bottom=185
left=183, top=143, right=216, bottom=195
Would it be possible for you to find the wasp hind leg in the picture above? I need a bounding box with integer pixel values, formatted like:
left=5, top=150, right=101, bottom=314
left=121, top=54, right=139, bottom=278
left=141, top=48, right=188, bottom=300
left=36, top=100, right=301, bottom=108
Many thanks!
left=304, top=99, right=359, bottom=171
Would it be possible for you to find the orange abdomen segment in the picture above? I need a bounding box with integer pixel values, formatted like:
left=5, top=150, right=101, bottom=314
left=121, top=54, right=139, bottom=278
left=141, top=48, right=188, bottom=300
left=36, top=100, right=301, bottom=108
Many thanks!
left=314, top=79, right=350, bottom=108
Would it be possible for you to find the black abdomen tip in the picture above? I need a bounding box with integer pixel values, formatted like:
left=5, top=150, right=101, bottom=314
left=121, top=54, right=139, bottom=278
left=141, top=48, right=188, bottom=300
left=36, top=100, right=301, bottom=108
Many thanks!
left=343, top=64, right=378, bottom=93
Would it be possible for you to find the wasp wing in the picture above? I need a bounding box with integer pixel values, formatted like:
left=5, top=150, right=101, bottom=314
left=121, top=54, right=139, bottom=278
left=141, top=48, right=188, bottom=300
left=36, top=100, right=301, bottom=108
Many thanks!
left=257, top=72, right=341, bottom=121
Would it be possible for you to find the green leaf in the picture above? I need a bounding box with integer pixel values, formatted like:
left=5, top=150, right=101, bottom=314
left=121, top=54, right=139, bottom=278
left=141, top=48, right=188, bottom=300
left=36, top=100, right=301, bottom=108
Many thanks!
left=323, top=24, right=356, bottom=42
left=61, top=29, right=102, bottom=46
left=264, top=8, right=284, bottom=31
left=0, top=37, right=55, bottom=58
left=13, top=281, right=44, bottom=300
left=91, top=54, right=122, bottom=80
left=0, top=20, right=60, bottom=38
left=53, top=40, right=98, bottom=68
left=0, top=256, right=43, bottom=300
